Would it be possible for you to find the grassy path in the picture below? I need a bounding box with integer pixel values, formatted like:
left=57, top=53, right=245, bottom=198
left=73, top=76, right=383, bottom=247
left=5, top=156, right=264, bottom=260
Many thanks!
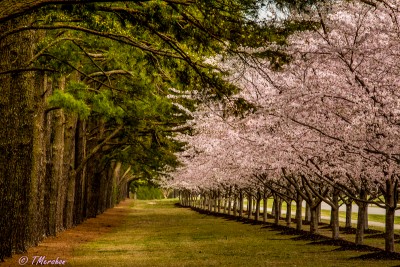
left=68, top=200, right=399, bottom=267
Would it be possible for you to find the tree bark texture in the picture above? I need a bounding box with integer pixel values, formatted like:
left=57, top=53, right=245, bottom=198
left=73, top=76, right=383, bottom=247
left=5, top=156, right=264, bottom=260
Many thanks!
left=0, top=16, right=43, bottom=260
left=263, top=197, right=268, bottom=222
left=286, top=201, right=292, bottom=227
left=384, top=179, right=397, bottom=252
left=247, top=193, right=252, bottom=219
left=239, top=191, right=244, bottom=218
left=305, top=202, right=311, bottom=223
left=345, top=202, right=352, bottom=229
left=273, top=196, right=281, bottom=225
left=309, top=205, right=319, bottom=234
left=295, top=194, right=302, bottom=231
left=331, top=191, right=340, bottom=240
left=355, top=193, right=366, bottom=246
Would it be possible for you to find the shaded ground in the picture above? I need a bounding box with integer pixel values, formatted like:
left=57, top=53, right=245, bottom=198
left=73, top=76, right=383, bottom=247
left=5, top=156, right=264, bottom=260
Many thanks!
left=1, top=199, right=133, bottom=267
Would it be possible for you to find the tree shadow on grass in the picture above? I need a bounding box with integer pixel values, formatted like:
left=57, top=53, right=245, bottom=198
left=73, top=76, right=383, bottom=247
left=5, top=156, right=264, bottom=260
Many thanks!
left=364, top=233, right=400, bottom=239
left=351, top=251, right=400, bottom=261
left=339, top=227, right=381, bottom=235
left=267, top=224, right=309, bottom=236
left=185, top=205, right=400, bottom=262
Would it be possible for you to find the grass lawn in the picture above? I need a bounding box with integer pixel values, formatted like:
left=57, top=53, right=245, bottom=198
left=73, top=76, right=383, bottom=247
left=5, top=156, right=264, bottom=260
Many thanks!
left=69, top=199, right=400, bottom=267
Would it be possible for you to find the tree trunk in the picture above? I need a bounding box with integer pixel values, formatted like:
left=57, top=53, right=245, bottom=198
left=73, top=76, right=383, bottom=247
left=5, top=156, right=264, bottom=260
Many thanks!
left=345, top=202, right=352, bottom=228
left=385, top=205, right=395, bottom=252
left=305, top=202, right=311, bottom=223
left=384, top=179, right=397, bottom=253
left=309, top=205, right=319, bottom=234
left=273, top=196, right=280, bottom=225
left=0, top=15, right=44, bottom=260
left=263, top=196, right=268, bottom=222
left=233, top=195, right=237, bottom=217
left=228, top=188, right=232, bottom=215
left=63, top=115, right=78, bottom=229
left=247, top=193, right=252, bottom=219
left=213, top=192, right=218, bottom=212
left=48, top=76, right=65, bottom=235
left=29, top=68, right=47, bottom=247
left=255, top=196, right=261, bottom=221
left=316, top=202, right=321, bottom=223
left=223, top=196, right=228, bottom=214
left=286, top=201, right=292, bottom=227
left=296, top=193, right=303, bottom=231
left=239, top=191, right=244, bottom=218
left=217, top=191, right=221, bottom=213
left=355, top=202, right=366, bottom=245
left=73, top=119, right=87, bottom=225
left=272, top=197, right=275, bottom=216
left=331, top=191, right=340, bottom=240
left=208, top=194, right=212, bottom=212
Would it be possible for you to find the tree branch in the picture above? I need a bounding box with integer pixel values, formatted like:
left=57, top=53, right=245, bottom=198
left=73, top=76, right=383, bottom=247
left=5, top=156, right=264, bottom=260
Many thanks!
left=0, top=0, right=194, bottom=24
left=73, top=124, right=123, bottom=177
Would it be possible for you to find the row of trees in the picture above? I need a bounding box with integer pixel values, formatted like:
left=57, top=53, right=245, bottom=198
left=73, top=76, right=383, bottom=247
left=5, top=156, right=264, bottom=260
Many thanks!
left=164, top=0, right=400, bottom=253
left=0, top=0, right=288, bottom=260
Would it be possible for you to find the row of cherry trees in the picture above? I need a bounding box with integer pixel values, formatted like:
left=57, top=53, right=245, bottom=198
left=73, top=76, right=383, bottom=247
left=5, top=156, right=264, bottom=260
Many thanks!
left=163, top=0, right=400, bottom=253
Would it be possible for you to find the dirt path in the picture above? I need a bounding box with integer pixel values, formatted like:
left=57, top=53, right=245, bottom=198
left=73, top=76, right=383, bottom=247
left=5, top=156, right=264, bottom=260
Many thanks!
left=1, top=199, right=134, bottom=267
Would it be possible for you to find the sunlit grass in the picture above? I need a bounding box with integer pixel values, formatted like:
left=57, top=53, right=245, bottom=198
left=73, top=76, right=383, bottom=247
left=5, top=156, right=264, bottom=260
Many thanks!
left=69, top=199, right=400, bottom=267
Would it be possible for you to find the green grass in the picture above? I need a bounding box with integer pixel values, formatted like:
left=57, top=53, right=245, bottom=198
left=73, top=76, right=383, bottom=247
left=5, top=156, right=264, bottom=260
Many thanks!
left=69, top=199, right=400, bottom=267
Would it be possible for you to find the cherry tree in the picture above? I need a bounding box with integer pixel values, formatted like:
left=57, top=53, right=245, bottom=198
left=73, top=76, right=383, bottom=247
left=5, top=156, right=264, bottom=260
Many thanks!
left=261, top=0, right=400, bottom=251
left=164, top=0, right=400, bottom=253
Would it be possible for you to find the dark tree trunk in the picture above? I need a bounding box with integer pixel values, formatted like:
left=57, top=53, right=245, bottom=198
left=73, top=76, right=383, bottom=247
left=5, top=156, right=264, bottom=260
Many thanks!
left=309, top=205, right=319, bottom=234
left=384, top=179, right=397, bottom=253
left=355, top=203, right=365, bottom=245
left=295, top=193, right=303, bottom=231
left=345, top=202, right=352, bottom=229
left=254, top=190, right=260, bottom=221
left=255, top=196, right=261, bottom=221
left=228, top=188, right=232, bottom=215
left=223, top=195, right=228, bottom=214
left=364, top=205, right=369, bottom=231
left=273, top=196, right=281, bottom=225
left=355, top=190, right=367, bottom=246
left=233, top=194, right=237, bottom=217
left=73, top=119, right=87, bottom=225
left=286, top=201, right=292, bottom=227
left=305, top=202, right=311, bottom=223
left=316, top=202, right=321, bottom=223
left=263, top=196, right=268, bottom=222
left=0, top=15, right=45, bottom=260
left=63, top=115, right=78, bottom=229
left=239, top=191, right=244, bottom=218
left=331, top=190, right=340, bottom=240
left=217, top=191, right=221, bottom=213
left=47, top=76, right=65, bottom=235
left=247, top=193, right=252, bottom=219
